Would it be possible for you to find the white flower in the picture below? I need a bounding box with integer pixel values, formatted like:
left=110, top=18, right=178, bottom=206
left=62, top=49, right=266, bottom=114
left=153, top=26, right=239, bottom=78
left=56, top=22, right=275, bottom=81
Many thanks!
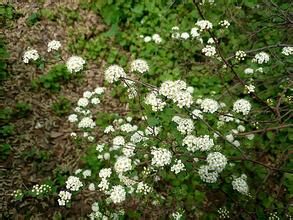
left=200, top=98, right=219, bottom=113
left=172, top=211, right=183, bottom=220
left=94, top=87, right=105, bottom=95
left=66, top=176, right=83, bottom=191
left=78, top=117, right=95, bottom=129
left=122, top=142, right=136, bottom=157
left=183, top=135, right=214, bottom=152
left=112, top=136, right=125, bottom=150
left=152, top=34, right=162, bottom=44
left=252, top=52, right=270, bottom=64
left=68, top=114, right=78, bottom=123
left=91, top=97, right=100, bottom=105
left=159, top=80, right=193, bottom=108
left=246, top=134, right=255, bottom=140
left=145, top=126, right=160, bottom=136
left=281, top=46, right=293, bottom=56
left=98, top=178, right=109, bottom=191
left=23, top=49, right=39, bottom=63
left=173, top=116, right=194, bottom=135
left=99, top=168, right=112, bottom=179
left=96, top=144, right=104, bottom=152
left=207, top=38, right=215, bottom=44
left=82, top=169, right=92, bottom=178
left=110, top=185, right=126, bottom=203
left=180, top=32, right=190, bottom=40
left=171, top=159, right=185, bottom=174
left=88, top=183, right=95, bottom=191
left=104, top=125, right=115, bottom=134
left=47, top=40, right=61, bottom=52
left=244, top=68, right=254, bottom=74
left=130, top=59, right=149, bottom=73
left=219, top=20, right=230, bottom=28
left=190, top=27, right=200, bottom=38
left=245, top=84, right=255, bottom=94
left=196, top=20, right=213, bottom=31
left=136, top=182, right=152, bottom=195
left=58, top=191, right=71, bottom=206
left=120, top=123, right=138, bottom=133
left=198, top=165, right=218, bottom=183
left=144, top=36, right=152, bottom=42
left=104, top=65, right=126, bottom=83
left=219, top=114, right=234, bottom=122
left=237, top=125, right=245, bottom=132
left=171, top=26, right=179, bottom=31
left=232, top=175, right=249, bottom=195
left=66, top=56, right=86, bottom=73
left=83, top=91, right=93, bottom=99
left=114, top=156, right=132, bottom=173
left=206, top=152, right=227, bottom=172
left=233, top=99, right=251, bottom=115
left=145, top=92, right=166, bottom=112
left=151, top=148, right=172, bottom=167
left=235, top=50, right=246, bottom=61
left=77, top=97, right=89, bottom=107
left=130, top=130, right=147, bottom=143
left=191, top=109, right=203, bottom=119
left=202, top=45, right=216, bottom=57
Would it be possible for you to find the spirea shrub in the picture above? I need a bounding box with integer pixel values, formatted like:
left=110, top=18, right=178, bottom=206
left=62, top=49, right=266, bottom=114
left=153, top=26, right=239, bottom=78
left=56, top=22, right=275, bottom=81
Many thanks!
left=15, top=2, right=292, bottom=219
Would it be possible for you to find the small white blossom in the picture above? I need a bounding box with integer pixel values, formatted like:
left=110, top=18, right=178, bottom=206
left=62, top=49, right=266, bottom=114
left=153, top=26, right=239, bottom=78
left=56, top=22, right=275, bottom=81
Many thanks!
left=180, top=32, right=190, bottom=40
left=151, top=148, right=172, bottom=167
left=47, top=40, right=61, bottom=52
left=152, top=34, right=162, bottom=44
left=198, top=165, right=219, bottom=183
left=77, top=97, right=89, bottom=107
left=190, top=27, right=200, bottom=38
left=235, top=50, right=246, bottom=61
left=130, top=59, right=149, bottom=73
left=200, top=98, right=219, bottom=113
left=232, top=174, right=249, bottom=195
left=23, top=49, right=39, bottom=63
left=68, top=114, right=78, bottom=123
left=183, top=135, right=214, bottom=152
left=233, top=99, right=251, bottom=115
left=66, top=176, right=83, bottom=191
left=110, top=185, right=126, bottom=203
left=282, top=46, right=293, bottom=56
left=252, top=52, right=270, bottom=64
left=114, top=156, right=132, bottom=173
left=196, top=20, right=213, bottom=31
left=66, top=56, right=86, bottom=73
left=58, top=191, right=71, bottom=206
left=202, top=45, right=216, bottom=57
left=245, top=84, right=255, bottom=94
left=244, top=68, right=254, bottom=74
left=219, top=20, right=230, bottom=28
left=171, top=159, right=185, bottom=174
left=206, top=152, right=227, bottom=172
left=104, top=65, right=126, bottom=83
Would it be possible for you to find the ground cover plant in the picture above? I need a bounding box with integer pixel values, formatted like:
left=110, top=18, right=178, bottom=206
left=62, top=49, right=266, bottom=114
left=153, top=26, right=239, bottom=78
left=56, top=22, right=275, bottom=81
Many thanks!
left=1, top=0, right=292, bottom=219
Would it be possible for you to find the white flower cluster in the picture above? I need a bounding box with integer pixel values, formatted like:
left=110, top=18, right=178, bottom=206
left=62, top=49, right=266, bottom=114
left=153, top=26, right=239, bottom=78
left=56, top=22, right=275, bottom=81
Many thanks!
left=235, top=50, right=246, bottom=61
left=66, top=56, right=86, bottom=73
left=198, top=165, right=219, bottom=183
left=23, top=49, right=39, bottom=63
left=244, top=68, right=254, bottom=74
left=233, top=99, right=251, bottom=115
left=183, top=135, right=214, bottom=152
left=112, top=136, right=125, bottom=150
left=282, top=46, right=293, bottom=56
left=130, top=59, right=149, bottom=73
left=130, top=130, right=148, bottom=143
left=104, top=65, right=126, bottom=83
left=159, top=80, right=193, bottom=108
left=144, top=34, right=162, bottom=44
left=171, top=211, right=184, bottom=220
left=268, top=212, right=280, bottom=220
left=252, top=52, right=270, bottom=64
left=65, top=176, right=83, bottom=191
left=219, top=20, right=230, bottom=28
left=145, top=126, right=160, bottom=136
left=114, top=156, right=132, bottom=173
left=78, top=117, right=95, bottom=129
left=110, top=185, right=126, bottom=203
left=31, top=184, right=51, bottom=196
left=171, top=159, right=185, bottom=174
left=206, top=152, right=227, bottom=172
left=200, top=98, right=219, bottom=113
left=190, top=27, right=200, bottom=38
left=151, top=148, right=172, bottom=167
left=136, top=182, right=152, bottom=195
left=245, top=84, right=255, bottom=94
left=202, top=45, right=216, bottom=57
left=191, top=109, right=203, bottom=119
left=196, top=20, right=213, bottom=31
left=217, top=207, right=230, bottom=219
left=47, top=40, right=61, bottom=52
left=172, top=116, right=194, bottom=135
left=232, top=174, right=249, bottom=195
left=120, top=123, right=138, bottom=133
left=180, top=32, right=190, bottom=40
left=58, top=190, right=72, bottom=206
left=98, top=168, right=112, bottom=192
left=145, top=91, right=166, bottom=111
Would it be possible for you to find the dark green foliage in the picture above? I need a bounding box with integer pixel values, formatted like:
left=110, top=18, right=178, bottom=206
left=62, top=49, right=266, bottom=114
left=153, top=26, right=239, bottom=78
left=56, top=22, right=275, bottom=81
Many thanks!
left=52, top=97, right=72, bottom=116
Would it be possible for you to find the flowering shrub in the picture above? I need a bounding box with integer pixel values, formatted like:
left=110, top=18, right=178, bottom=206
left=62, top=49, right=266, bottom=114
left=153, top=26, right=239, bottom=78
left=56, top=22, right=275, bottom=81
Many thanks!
left=11, top=1, right=292, bottom=219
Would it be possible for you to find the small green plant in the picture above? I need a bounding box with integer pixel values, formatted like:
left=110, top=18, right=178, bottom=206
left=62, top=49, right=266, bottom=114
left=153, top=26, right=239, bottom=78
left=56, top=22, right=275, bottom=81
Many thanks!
left=52, top=97, right=72, bottom=116
left=0, top=143, right=11, bottom=160
left=26, top=11, right=42, bottom=26
left=32, top=64, right=72, bottom=92
left=0, top=124, right=14, bottom=137
left=15, top=102, right=32, bottom=118
left=0, top=38, right=9, bottom=82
